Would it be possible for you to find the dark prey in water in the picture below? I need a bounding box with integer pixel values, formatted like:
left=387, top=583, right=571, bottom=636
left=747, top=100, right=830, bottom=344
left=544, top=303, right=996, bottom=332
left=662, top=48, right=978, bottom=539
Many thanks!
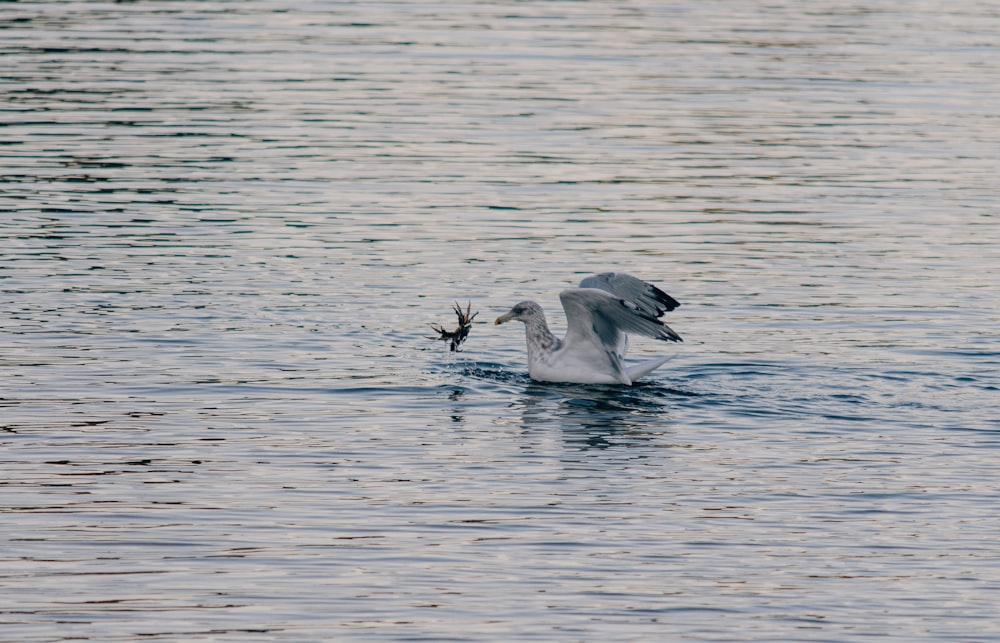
left=429, top=301, right=478, bottom=352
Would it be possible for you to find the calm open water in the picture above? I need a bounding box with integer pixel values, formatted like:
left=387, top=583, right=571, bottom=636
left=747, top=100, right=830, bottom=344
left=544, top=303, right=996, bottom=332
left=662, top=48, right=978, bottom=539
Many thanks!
left=2, top=1, right=999, bottom=641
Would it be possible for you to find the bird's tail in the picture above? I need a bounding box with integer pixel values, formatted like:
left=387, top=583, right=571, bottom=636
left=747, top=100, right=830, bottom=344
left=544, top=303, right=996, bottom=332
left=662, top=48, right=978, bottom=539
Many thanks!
left=626, top=354, right=678, bottom=382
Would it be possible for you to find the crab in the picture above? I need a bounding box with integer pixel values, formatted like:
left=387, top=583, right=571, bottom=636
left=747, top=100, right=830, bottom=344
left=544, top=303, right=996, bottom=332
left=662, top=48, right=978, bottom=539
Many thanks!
left=429, top=301, right=478, bottom=352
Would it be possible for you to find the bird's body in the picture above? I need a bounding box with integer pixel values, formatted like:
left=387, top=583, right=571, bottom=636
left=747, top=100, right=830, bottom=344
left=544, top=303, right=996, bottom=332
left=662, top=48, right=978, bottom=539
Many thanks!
left=495, top=272, right=683, bottom=385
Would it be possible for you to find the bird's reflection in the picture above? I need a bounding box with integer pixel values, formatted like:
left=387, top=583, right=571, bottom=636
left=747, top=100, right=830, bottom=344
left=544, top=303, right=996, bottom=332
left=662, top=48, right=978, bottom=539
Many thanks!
left=512, top=381, right=673, bottom=449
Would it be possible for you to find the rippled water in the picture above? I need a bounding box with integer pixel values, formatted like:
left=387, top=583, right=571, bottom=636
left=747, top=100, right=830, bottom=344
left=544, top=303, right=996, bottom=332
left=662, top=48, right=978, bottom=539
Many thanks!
left=3, top=1, right=999, bottom=640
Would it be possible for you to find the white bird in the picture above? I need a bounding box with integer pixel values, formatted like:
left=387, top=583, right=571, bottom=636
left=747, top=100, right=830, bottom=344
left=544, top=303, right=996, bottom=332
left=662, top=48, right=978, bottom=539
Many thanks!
left=495, top=272, right=683, bottom=385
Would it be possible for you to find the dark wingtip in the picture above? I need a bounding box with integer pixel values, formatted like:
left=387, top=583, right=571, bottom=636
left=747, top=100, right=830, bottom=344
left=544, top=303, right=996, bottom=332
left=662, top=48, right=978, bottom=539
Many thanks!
left=659, top=325, right=683, bottom=343
left=650, top=284, right=681, bottom=313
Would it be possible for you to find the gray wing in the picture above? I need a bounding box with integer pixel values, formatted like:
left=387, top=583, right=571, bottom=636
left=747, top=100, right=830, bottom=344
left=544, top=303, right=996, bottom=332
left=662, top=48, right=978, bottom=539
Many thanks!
left=559, top=288, right=682, bottom=356
left=578, top=272, right=680, bottom=318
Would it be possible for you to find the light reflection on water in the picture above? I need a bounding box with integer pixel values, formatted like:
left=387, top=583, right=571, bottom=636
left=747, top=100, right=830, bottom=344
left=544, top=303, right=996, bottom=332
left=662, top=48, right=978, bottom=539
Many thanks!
left=3, top=0, right=1000, bottom=641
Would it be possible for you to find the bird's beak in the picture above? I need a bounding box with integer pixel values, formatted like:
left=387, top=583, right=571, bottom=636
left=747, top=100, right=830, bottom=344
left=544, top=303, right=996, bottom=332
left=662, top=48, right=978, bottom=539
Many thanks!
left=495, top=312, right=514, bottom=325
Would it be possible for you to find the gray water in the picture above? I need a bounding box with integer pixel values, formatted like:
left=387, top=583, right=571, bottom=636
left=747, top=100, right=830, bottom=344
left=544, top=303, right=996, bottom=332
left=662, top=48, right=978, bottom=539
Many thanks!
left=3, top=1, right=1000, bottom=641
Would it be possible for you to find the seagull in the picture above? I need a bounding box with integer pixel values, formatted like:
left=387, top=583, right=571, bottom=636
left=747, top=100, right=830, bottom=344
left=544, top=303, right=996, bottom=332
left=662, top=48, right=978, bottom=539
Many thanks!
left=495, top=272, right=683, bottom=385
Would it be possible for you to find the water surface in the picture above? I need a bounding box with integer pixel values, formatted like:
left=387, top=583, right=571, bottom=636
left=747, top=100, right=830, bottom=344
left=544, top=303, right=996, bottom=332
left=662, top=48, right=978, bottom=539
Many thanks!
left=2, top=1, right=999, bottom=640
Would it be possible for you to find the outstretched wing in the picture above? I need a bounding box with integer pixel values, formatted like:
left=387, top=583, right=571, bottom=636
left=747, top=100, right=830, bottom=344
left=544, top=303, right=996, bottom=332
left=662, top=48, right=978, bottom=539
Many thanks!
left=578, top=272, right=680, bottom=318
left=559, top=287, right=683, bottom=357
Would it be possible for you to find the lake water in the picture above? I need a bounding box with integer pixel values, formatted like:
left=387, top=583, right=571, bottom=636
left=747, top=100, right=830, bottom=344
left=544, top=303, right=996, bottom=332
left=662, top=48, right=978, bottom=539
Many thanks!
left=2, top=1, right=999, bottom=640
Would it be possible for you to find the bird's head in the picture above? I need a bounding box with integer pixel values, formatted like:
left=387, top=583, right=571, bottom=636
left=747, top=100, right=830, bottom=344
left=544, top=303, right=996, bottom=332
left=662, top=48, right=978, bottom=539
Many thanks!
left=495, top=301, right=543, bottom=325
